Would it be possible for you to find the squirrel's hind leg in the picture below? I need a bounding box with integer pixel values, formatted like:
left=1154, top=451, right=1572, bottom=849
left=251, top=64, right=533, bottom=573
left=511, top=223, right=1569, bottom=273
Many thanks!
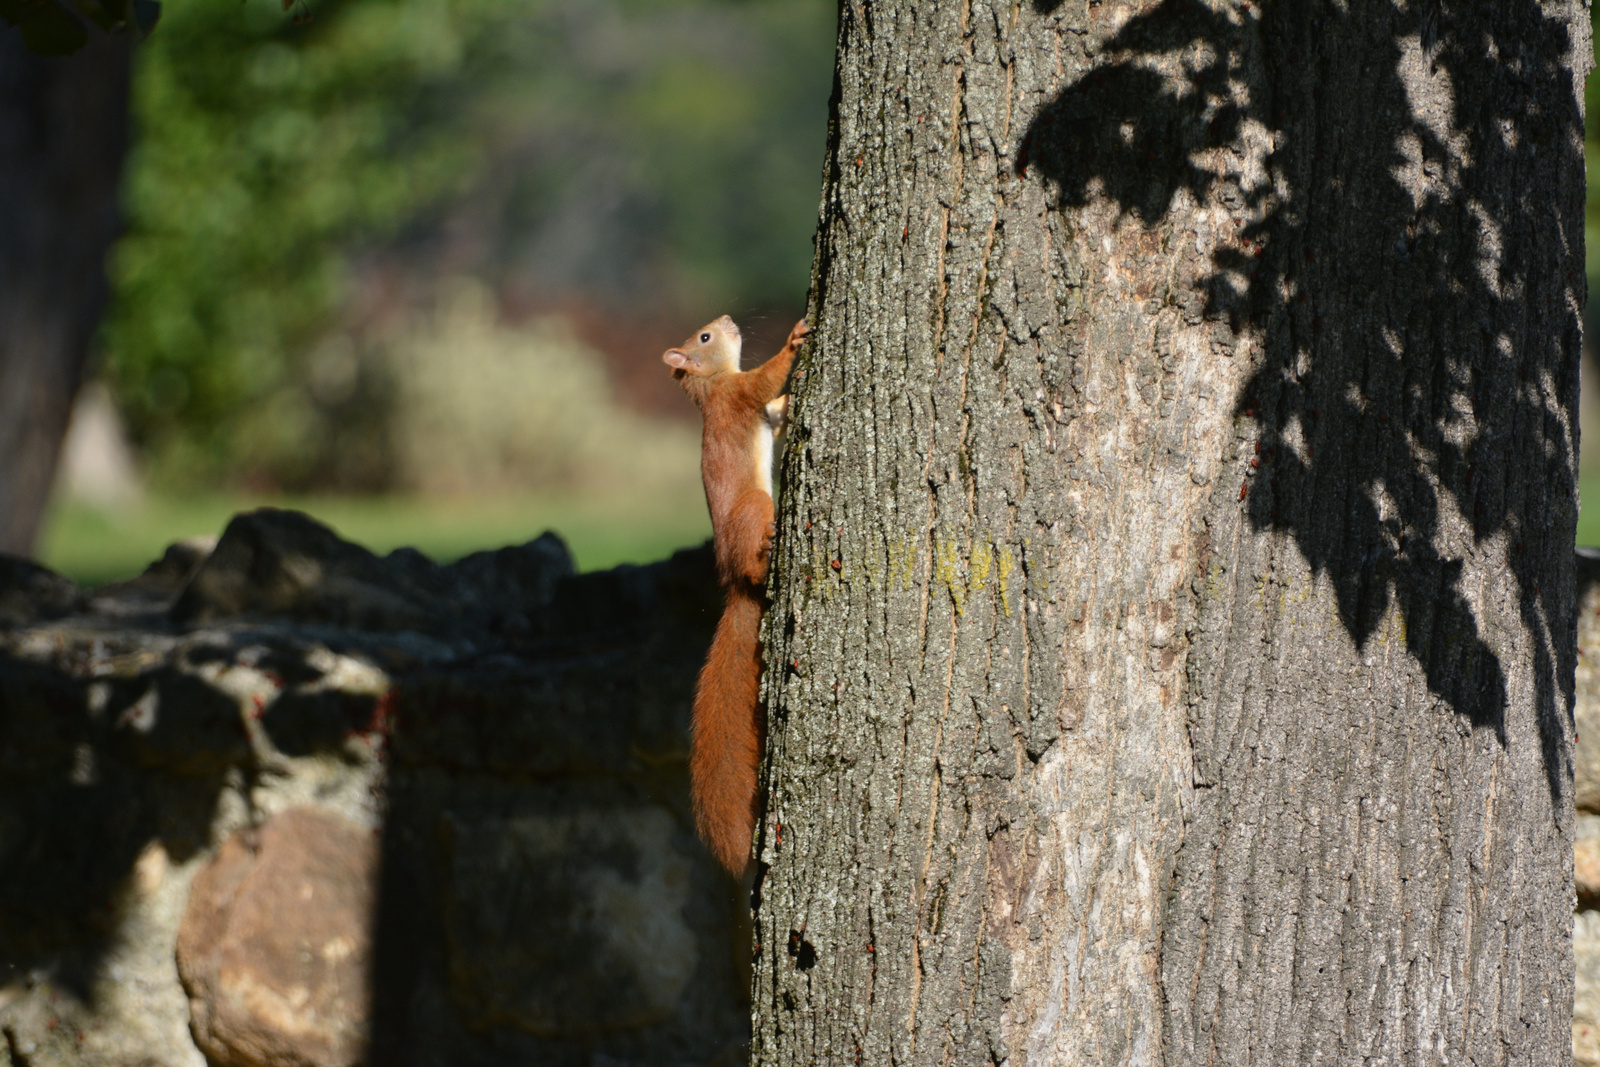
left=718, top=490, right=776, bottom=587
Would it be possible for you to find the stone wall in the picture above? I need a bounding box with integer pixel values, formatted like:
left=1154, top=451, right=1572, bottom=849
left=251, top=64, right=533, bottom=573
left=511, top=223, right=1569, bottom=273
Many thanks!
left=0, top=509, right=747, bottom=1067
left=1572, top=549, right=1600, bottom=1066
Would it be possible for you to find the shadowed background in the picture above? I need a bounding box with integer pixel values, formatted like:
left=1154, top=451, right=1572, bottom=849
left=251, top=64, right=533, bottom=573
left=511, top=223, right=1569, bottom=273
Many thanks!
left=34, top=0, right=835, bottom=584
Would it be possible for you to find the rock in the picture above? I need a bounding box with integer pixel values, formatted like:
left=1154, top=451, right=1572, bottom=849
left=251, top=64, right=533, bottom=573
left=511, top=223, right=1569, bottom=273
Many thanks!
left=171, top=508, right=457, bottom=634
left=442, top=806, right=697, bottom=1036
left=1557, top=555, right=1600, bottom=1063
left=92, top=536, right=217, bottom=612
left=448, top=538, right=575, bottom=630
left=170, top=508, right=573, bottom=638
left=1575, top=550, right=1600, bottom=812
left=151, top=536, right=219, bottom=586
left=0, top=555, right=86, bottom=627
left=1580, top=1026, right=1600, bottom=1067
left=108, top=665, right=253, bottom=777
left=1580, top=910, right=1600, bottom=1066
left=176, top=808, right=376, bottom=1067
left=1580, top=816, right=1600, bottom=1066
left=1580, top=816, right=1600, bottom=909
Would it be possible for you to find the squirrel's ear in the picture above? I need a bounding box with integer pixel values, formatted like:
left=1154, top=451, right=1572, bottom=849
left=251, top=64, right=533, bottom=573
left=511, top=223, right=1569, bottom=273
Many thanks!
left=662, top=348, right=692, bottom=370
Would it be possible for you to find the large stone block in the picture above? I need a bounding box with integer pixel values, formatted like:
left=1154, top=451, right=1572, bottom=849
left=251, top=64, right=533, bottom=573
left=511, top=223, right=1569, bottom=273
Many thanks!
left=442, top=806, right=696, bottom=1035
left=1579, top=904, right=1600, bottom=1067
left=1574, top=550, right=1600, bottom=812
left=176, top=807, right=376, bottom=1067
left=1575, top=551, right=1600, bottom=1065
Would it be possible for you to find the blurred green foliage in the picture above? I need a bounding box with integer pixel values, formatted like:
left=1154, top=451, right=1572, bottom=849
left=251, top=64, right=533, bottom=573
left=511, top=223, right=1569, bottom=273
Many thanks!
left=103, top=0, right=834, bottom=490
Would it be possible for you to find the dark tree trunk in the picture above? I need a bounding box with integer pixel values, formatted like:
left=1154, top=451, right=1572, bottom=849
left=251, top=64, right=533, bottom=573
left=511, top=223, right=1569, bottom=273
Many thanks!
left=753, top=2, right=1587, bottom=1064
left=0, top=26, right=131, bottom=556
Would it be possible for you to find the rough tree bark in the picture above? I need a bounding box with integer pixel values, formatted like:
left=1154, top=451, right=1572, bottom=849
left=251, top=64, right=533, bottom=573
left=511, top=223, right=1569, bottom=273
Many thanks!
left=753, top=2, right=1587, bottom=1064
left=0, top=26, right=132, bottom=555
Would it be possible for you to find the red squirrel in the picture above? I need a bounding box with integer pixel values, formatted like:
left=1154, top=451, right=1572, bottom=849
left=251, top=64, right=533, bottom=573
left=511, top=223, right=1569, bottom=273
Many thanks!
left=664, top=314, right=809, bottom=875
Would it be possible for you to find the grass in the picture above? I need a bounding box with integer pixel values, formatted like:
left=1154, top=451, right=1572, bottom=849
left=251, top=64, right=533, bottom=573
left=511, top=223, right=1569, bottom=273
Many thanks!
left=37, top=489, right=711, bottom=588
left=1582, top=476, right=1600, bottom=549
left=42, top=471, right=1600, bottom=589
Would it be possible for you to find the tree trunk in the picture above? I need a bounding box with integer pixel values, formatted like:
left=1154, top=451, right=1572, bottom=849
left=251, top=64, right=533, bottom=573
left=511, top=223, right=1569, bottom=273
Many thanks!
left=0, top=27, right=131, bottom=556
left=752, top=2, right=1587, bottom=1064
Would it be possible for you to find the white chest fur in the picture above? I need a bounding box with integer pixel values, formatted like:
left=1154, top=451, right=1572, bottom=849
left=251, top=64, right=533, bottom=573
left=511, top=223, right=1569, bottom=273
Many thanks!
left=756, top=396, right=788, bottom=499
left=751, top=419, right=774, bottom=499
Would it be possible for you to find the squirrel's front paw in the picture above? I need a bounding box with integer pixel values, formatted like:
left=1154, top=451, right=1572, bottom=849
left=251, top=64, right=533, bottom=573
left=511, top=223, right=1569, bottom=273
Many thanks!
left=786, top=320, right=812, bottom=349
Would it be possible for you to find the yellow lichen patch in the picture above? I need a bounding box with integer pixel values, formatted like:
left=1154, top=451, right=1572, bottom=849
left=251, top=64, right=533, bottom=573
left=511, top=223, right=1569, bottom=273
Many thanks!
left=889, top=536, right=917, bottom=591
left=935, top=536, right=967, bottom=615
left=996, top=546, right=1016, bottom=617
left=827, top=529, right=1021, bottom=615
left=1388, top=598, right=1407, bottom=647
left=925, top=532, right=1028, bottom=617
left=1274, top=574, right=1317, bottom=617
left=970, top=541, right=994, bottom=590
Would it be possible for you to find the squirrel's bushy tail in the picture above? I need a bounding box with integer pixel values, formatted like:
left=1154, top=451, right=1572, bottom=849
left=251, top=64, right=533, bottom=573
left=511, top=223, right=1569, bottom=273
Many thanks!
left=690, top=586, right=764, bottom=874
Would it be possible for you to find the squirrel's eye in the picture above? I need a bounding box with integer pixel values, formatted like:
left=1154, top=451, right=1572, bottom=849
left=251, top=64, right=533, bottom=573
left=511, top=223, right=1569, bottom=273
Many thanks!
left=700, top=332, right=711, bottom=343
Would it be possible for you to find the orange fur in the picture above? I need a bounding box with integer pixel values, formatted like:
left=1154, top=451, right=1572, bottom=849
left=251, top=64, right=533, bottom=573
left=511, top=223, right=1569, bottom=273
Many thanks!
left=690, top=587, right=764, bottom=872
left=664, top=315, right=808, bottom=874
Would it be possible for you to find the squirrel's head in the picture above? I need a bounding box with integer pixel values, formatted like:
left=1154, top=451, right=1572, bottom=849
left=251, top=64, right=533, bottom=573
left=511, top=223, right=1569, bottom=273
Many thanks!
left=663, top=315, right=741, bottom=380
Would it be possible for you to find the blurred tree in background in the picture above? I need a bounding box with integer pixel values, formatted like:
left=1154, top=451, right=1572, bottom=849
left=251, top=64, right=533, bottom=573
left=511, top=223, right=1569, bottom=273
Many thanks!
left=1582, top=23, right=1600, bottom=489
left=0, top=25, right=131, bottom=554
left=102, top=0, right=834, bottom=493
left=1589, top=18, right=1600, bottom=337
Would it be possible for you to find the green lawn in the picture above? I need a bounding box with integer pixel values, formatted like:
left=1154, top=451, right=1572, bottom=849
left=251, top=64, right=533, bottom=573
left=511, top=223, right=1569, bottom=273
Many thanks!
left=1580, top=476, right=1600, bottom=549
left=38, top=491, right=711, bottom=588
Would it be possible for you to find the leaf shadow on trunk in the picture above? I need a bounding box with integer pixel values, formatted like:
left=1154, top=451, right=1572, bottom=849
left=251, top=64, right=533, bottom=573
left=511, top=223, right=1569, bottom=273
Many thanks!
left=1018, top=0, right=1581, bottom=803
